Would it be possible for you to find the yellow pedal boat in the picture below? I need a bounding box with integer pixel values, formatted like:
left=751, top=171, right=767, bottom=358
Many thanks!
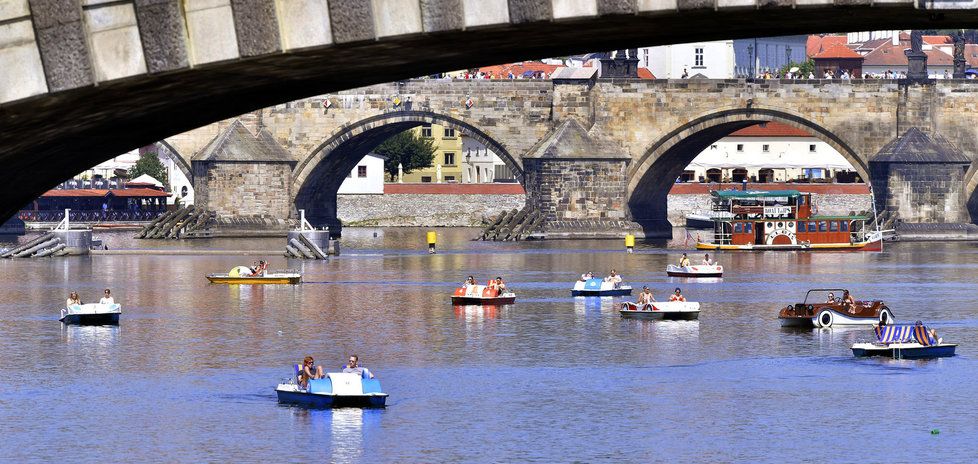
left=206, top=266, right=302, bottom=284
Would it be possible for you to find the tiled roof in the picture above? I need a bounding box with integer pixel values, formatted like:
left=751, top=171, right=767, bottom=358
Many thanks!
left=194, top=120, right=294, bottom=163
left=965, top=44, right=978, bottom=67
left=872, top=127, right=970, bottom=163
left=806, top=35, right=847, bottom=57
left=478, top=61, right=561, bottom=78
left=924, top=35, right=952, bottom=45
left=862, top=42, right=953, bottom=66
left=727, top=122, right=812, bottom=138
left=813, top=43, right=863, bottom=59
left=637, top=67, right=655, bottom=79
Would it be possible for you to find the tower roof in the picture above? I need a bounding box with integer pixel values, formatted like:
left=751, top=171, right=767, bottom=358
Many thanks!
left=524, top=119, right=628, bottom=160
left=193, top=120, right=294, bottom=163
left=871, top=127, right=970, bottom=164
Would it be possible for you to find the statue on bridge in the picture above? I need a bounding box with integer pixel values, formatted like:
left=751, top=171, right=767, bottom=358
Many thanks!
left=953, top=30, right=967, bottom=79
left=906, top=30, right=928, bottom=82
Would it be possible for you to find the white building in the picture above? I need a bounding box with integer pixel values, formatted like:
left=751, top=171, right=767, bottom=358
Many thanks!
left=86, top=148, right=195, bottom=206
left=683, top=122, right=859, bottom=183
left=338, top=153, right=385, bottom=194
left=161, top=155, right=194, bottom=205
left=461, top=136, right=515, bottom=183
left=639, top=40, right=735, bottom=79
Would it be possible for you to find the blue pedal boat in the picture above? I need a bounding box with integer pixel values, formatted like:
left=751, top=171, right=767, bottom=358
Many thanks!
left=852, top=323, right=956, bottom=359
left=571, top=278, right=632, bottom=297
left=276, top=365, right=388, bottom=408
left=59, top=303, right=121, bottom=325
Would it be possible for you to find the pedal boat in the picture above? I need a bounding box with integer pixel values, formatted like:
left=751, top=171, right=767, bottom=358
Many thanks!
left=572, top=278, right=632, bottom=296
left=852, top=323, right=956, bottom=359
left=451, top=284, right=515, bottom=305
left=666, top=264, right=723, bottom=278
left=206, top=266, right=301, bottom=284
left=619, top=301, right=700, bottom=320
left=60, top=303, right=121, bottom=325
left=778, top=288, right=893, bottom=328
left=276, top=366, right=387, bottom=408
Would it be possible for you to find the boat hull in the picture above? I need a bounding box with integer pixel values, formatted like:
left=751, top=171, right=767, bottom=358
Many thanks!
left=206, top=275, right=301, bottom=284
left=571, top=288, right=632, bottom=297
left=697, top=239, right=882, bottom=252
left=778, top=316, right=814, bottom=328
left=60, top=312, right=120, bottom=325
left=684, top=216, right=716, bottom=229
left=451, top=296, right=515, bottom=305
left=852, top=343, right=956, bottom=359
left=275, top=389, right=387, bottom=408
left=619, top=302, right=700, bottom=320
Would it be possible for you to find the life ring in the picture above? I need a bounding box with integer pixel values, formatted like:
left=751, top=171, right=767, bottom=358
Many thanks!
left=878, top=308, right=891, bottom=325
left=807, top=304, right=814, bottom=311
left=817, top=310, right=833, bottom=328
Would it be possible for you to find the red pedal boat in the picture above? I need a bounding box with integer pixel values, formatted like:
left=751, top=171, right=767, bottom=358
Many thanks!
left=451, top=283, right=516, bottom=305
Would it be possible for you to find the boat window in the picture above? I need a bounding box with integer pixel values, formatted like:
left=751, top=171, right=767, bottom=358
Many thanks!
left=819, top=221, right=827, bottom=232
left=799, top=196, right=806, bottom=205
left=830, top=221, right=839, bottom=232
left=797, top=221, right=805, bottom=232
left=841, top=221, right=849, bottom=232
left=745, top=222, right=752, bottom=233
left=734, top=222, right=743, bottom=233
left=808, top=221, right=816, bottom=231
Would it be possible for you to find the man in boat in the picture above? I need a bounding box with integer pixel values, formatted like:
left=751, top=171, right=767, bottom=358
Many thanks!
left=604, top=269, right=623, bottom=289
left=463, top=275, right=476, bottom=288
left=343, top=355, right=375, bottom=379
left=669, top=288, right=686, bottom=302
left=702, top=254, right=713, bottom=266
left=99, top=289, right=114, bottom=305
left=679, top=253, right=690, bottom=267
left=489, top=276, right=506, bottom=293
left=299, top=356, right=324, bottom=389
left=842, top=290, right=856, bottom=313
left=637, top=286, right=655, bottom=304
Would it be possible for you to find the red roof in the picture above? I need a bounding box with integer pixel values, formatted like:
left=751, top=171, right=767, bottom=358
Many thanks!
left=478, top=61, right=561, bottom=78
left=862, top=42, right=953, bottom=66
left=807, top=35, right=847, bottom=57
left=727, top=122, right=812, bottom=138
left=924, top=35, right=953, bottom=45
left=637, top=67, right=655, bottom=79
left=41, top=188, right=169, bottom=198
left=813, top=44, right=863, bottom=59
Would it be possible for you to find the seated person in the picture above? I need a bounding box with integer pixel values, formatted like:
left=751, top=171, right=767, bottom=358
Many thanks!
left=678, top=253, right=690, bottom=267
left=491, top=277, right=506, bottom=293
left=702, top=253, right=713, bottom=266
left=604, top=269, right=622, bottom=289
left=343, top=355, right=374, bottom=379
left=826, top=292, right=836, bottom=304
left=299, top=356, right=324, bottom=389
left=669, top=287, right=686, bottom=302
left=929, top=328, right=942, bottom=344
left=463, top=275, right=476, bottom=288
left=580, top=271, right=593, bottom=282
left=99, top=288, right=114, bottom=305
left=842, top=290, right=856, bottom=313
left=637, top=286, right=655, bottom=304
left=66, top=292, right=82, bottom=307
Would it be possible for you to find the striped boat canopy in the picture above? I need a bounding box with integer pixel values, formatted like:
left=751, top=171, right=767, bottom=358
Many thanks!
left=874, top=325, right=913, bottom=343
left=913, top=324, right=936, bottom=347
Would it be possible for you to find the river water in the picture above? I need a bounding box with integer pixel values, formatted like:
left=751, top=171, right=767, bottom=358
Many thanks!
left=1, top=228, right=976, bottom=463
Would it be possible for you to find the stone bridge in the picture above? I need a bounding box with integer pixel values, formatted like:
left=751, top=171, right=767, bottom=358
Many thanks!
left=165, top=78, right=978, bottom=236
left=7, top=1, right=978, bottom=227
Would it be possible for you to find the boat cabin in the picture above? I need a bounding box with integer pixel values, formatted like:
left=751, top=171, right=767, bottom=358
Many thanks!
left=706, top=190, right=871, bottom=247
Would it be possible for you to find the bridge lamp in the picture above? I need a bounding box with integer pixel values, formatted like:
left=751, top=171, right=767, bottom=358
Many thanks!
left=747, top=44, right=754, bottom=77
left=785, top=46, right=792, bottom=68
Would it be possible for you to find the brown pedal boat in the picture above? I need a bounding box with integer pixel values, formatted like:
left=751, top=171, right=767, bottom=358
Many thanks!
left=778, top=288, right=893, bottom=328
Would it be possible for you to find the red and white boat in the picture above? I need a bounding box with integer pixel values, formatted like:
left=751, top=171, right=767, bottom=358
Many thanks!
left=695, top=190, right=882, bottom=251
left=619, top=301, right=700, bottom=320
left=451, top=283, right=516, bottom=305
left=666, top=264, right=723, bottom=277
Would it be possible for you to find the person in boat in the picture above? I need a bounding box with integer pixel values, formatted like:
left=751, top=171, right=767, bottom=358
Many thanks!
left=343, top=355, right=374, bottom=379
left=679, top=253, right=690, bottom=267
left=299, top=355, right=324, bottom=389
left=826, top=292, right=836, bottom=304
left=604, top=269, right=623, bottom=289
left=669, top=288, right=686, bottom=302
left=930, top=328, right=943, bottom=344
left=637, top=286, right=655, bottom=304
left=842, top=290, right=856, bottom=313
left=702, top=254, right=713, bottom=266
left=580, top=271, right=593, bottom=281
left=99, top=289, right=114, bottom=305
left=463, top=275, right=476, bottom=288
left=488, top=276, right=506, bottom=293
left=66, top=292, right=81, bottom=307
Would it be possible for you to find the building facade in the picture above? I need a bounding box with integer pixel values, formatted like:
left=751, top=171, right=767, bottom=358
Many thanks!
left=639, top=40, right=735, bottom=79
left=402, top=123, right=463, bottom=183
left=337, top=153, right=385, bottom=194
left=733, top=36, right=808, bottom=77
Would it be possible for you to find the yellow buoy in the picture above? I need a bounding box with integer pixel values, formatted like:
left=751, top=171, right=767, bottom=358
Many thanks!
left=426, top=231, right=437, bottom=254
left=625, top=234, right=635, bottom=253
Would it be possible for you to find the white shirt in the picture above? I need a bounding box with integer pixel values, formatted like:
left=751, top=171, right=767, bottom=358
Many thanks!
left=100, top=297, right=114, bottom=305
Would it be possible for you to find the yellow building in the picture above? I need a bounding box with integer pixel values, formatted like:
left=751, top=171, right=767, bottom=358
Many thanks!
left=401, top=123, right=463, bottom=183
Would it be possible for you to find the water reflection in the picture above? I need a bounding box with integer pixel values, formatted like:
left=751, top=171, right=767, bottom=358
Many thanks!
left=454, top=305, right=501, bottom=323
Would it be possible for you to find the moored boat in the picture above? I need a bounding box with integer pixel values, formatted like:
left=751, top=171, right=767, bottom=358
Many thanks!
left=695, top=190, right=882, bottom=251
left=276, top=366, right=388, bottom=408
left=851, top=323, right=956, bottom=359
left=451, top=284, right=516, bottom=305
left=60, top=303, right=121, bottom=325
left=666, top=264, right=723, bottom=278
left=206, top=266, right=301, bottom=284
left=571, top=278, right=632, bottom=296
left=685, top=210, right=734, bottom=229
left=778, top=288, right=893, bottom=328
left=619, top=301, right=700, bottom=320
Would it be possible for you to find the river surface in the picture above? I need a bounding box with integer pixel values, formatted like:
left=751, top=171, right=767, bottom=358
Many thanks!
left=1, top=228, right=976, bottom=463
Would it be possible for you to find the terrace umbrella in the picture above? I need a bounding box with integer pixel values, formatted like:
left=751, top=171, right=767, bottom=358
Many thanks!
left=966, top=69, right=978, bottom=76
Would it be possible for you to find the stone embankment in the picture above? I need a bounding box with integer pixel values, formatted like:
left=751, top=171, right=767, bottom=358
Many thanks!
left=338, top=184, right=525, bottom=227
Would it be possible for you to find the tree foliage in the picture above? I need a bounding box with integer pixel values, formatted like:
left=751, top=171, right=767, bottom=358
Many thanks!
left=778, top=58, right=816, bottom=77
left=374, top=130, right=437, bottom=180
left=128, top=151, right=168, bottom=187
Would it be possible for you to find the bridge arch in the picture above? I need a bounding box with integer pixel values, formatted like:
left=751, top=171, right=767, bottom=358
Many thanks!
left=626, top=108, right=868, bottom=230
left=292, top=111, right=523, bottom=230
left=150, top=140, right=193, bottom=183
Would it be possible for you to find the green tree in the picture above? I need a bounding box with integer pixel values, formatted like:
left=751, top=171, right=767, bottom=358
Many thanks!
left=374, top=130, right=436, bottom=181
left=779, top=58, right=816, bottom=78
left=128, top=151, right=168, bottom=186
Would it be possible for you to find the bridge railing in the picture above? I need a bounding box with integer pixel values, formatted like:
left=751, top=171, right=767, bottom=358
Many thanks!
left=18, top=210, right=164, bottom=222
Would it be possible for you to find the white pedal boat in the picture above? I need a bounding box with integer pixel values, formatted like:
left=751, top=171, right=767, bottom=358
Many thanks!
left=572, top=278, right=632, bottom=296
left=666, top=264, right=723, bottom=278
left=60, top=303, right=121, bottom=325
left=852, top=323, right=956, bottom=359
left=619, top=301, right=700, bottom=320
left=276, top=367, right=388, bottom=408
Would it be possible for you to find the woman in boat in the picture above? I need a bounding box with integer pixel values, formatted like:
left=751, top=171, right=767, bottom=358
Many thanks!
left=580, top=271, right=593, bottom=281
left=842, top=290, right=856, bottom=313
left=299, top=356, right=324, bottom=389
left=463, top=275, right=476, bottom=287
left=66, top=292, right=81, bottom=307
left=679, top=253, right=690, bottom=267
left=99, top=289, right=114, bottom=305
left=669, top=288, right=686, bottom=302
left=826, top=292, right=836, bottom=304
left=637, top=286, right=655, bottom=304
